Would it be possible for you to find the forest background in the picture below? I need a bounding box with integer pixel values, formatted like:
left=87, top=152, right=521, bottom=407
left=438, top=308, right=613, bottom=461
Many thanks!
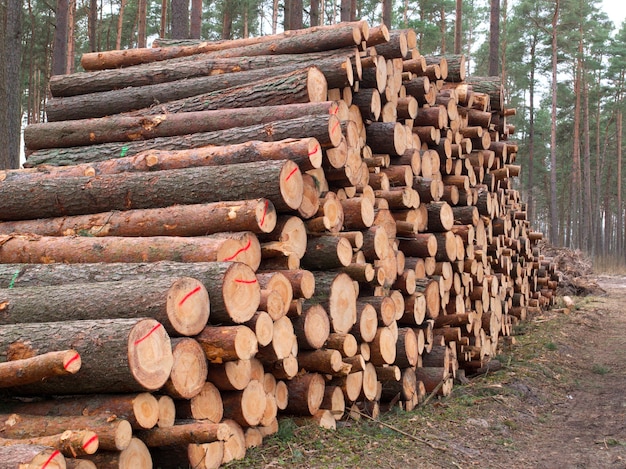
left=1, top=0, right=625, bottom=269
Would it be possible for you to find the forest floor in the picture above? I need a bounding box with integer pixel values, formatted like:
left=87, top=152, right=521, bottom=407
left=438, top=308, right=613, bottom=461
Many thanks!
left=225, top=275, right=626, bottom=469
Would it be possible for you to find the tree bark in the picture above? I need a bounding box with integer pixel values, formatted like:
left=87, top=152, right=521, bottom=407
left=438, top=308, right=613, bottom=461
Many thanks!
left=285, top=373, right=325, bottom=416
left=81, top=22, right=365, bottom=70
left=25, top=115, right=339, bottom=167
left=0, top=233, right=261, bottom=271
left=3, top=160, right=302, bottom=219
left=171, top=0, right=189, bottom=39
left=196, top=326, right=258, bottom=363
left=0, top=430, right=98, bottom=457
left=189, top=0, right=201, bottom=39
left=488, top=0, right=500, bottom=76
left=46, top=66, right=327, bottom=121
left=25, top=102, right=337, bottom=150
left=0, top=413, right=131, bottom=451
left=0, top=393, right=160, bottom=430
left=0, top=261, right=260, bottom=327
left=0, top=276, right=210, bottom=336
left=0, top=199, right=276, bottom=237
left=0, top=350, right=81, bottom=388
left=52, top=49, right=358, bottom=97
left=0, top=318, right=172, bottom=394
left=136, top=421, right=231, bottom=447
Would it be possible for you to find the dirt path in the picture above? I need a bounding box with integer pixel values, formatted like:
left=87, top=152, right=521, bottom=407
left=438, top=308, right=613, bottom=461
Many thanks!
left=428, top=275, right=626, bottom=469
left=506, top=276, right=626, bottom=468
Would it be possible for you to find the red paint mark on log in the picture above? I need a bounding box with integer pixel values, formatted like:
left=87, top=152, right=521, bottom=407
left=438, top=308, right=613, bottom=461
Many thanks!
left=223, top=239, right=252, bottom=261
left=178, top=286, right=202, bottom=307
left=285, top=167, right=299, bottom=182
left=83, top=434, right=99, bottom=451
left=134, top=323, right=163, bottom=346
left=63, top=353, right=80, bottom=370
left=42, top=450, right=61, bottom=469
left=308, top=144, right=320, bottom=156
left=235, top=278, right=257, bottom=284
left=260, top=200, right=269, bottom=227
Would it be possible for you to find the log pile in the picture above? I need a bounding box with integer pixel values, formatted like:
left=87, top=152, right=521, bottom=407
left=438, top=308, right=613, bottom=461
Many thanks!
left=0, top=21, right=557, bottom=468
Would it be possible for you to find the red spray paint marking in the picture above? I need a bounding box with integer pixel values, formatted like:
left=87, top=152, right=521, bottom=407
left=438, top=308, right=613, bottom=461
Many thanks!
left=308, top=144, right=320, bottom=156
left=223, top=239, right=252, bottom=261
left=235, top=278, right=257, bottom=284
left=63, top=353, right=80, bottom=370
left=134, top=323, right=162, bottom=346
left=329, top=106, right=339, bottom=114
left=83, top=434, right=99, bottom=451
left=259, top=200, right=269, bottom=227
left=178, top=286, right=202, bottom=307
left=42, top=450, right=61, bottom=469
left=285, top=167, right=299, bottom=182
left=332, top=120, right=340, bottom=133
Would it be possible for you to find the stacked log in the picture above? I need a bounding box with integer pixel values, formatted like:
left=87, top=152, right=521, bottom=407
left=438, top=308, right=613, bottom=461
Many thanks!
left=0, top=20, right=556, bottom=467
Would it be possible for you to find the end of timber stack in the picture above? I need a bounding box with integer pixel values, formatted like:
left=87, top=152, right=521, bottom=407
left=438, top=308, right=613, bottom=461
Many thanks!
left=0, top=21, right=558, bottom=468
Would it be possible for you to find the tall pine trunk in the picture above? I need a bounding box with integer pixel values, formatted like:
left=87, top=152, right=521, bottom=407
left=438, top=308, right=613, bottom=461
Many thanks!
left=52, top=0, right=69, bottom=75
left=0, top=0, right=22, bottom=169
left=115, top=0, right=127, bottom=50
left=137, top=0, right=148, bottom=46
left=488, top=0, right=499, bottom=76
left=549, top=0, right=559, bottom=244
left=171, top=0, right=189, bottom=39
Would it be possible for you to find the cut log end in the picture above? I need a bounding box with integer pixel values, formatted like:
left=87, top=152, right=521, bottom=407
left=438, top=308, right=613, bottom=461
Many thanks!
left=167, top=277, right=210, bottom=336
left=278, top=160, right=305, bottom=210
left=127, top=319, right=173, bottom=391
left=62, top=349, right=82, bottom=374
left=307, top=67, right=329, bottom=103
left=255, top=199, right=278, bottom=234
left=222, top=263, right=261, bottom=324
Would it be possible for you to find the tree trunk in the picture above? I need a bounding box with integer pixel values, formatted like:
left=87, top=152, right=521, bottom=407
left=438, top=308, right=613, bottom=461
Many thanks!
left=171, top=0, right=189, bottom=39
left=292, top=303, right=330, bottom=350
left=310, top=0, right=320, bottom=26
left=0, top=261, right=260, bottom=327
left=0, top=350, right=81, bottom=388
left=25, top=115, right=338, bottom=167
left=189, top=0, right=202, bottom=39
left=46, top=66, right=327, bottom=121
left=289, top=0, right=303, bottom=30
left=0, top=0, right=22, bottom=170
left=0, top=318, right=172, bottom=394
left=115, top=0, right=127, bottom=50
left=196, top=326, right=257, bottom=363
left=382, top=0, right=392, bottom=29
left=137, top=0, right=147, bottom=47
left=285, top=373, right=325, bottom=416
left=52, top=0, right=69, bottom=75
left=0, top=393, right=160, bottom=430
left=0, top=276, right=209, bottom=336
left=81, top=22, right=364, bottom=70
left=26, top=101, right=338, bottom=150
left=136, top=421, right=231, bottom=446
left=0, top=199, right=276, bottom=238
left=0, top=413, right=131, bottom=451
left=3, top=160, right=302, bottom=219
left=51, top=50, right=358, bottom=97
left=549, top=1, right=559, bottom=244
left=488, top=0, right=500, bottom=76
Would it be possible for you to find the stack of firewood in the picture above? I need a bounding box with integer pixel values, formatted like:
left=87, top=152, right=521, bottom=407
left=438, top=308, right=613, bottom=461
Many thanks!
left=0, top=21, right=557, bottom=468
